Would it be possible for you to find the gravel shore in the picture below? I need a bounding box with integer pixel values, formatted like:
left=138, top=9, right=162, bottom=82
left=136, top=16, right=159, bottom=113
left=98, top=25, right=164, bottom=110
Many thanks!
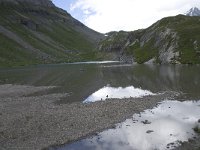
left=0, top=84, right=179, bottom=150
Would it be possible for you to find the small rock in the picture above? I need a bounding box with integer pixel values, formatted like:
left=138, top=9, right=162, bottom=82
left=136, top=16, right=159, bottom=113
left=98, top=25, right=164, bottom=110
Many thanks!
left=132, top=119, right=138, bottom=123
left=146, top=130, right=154, bottom=134
left=188, top=139, right=193, bottom=142
left=141, top=120, right=151, bottom=124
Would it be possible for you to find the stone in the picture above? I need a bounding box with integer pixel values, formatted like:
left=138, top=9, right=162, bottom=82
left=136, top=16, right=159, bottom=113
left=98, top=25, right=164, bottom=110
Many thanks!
left=146, top=130, right=154, bottom=134
left=141, top=120, right=151, bottom=124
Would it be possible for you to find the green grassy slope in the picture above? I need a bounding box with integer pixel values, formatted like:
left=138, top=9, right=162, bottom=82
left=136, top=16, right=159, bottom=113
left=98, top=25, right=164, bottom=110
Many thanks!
left=150, top=15, right=200, bottom=64
left=0, top=1, right=103, bottom=67
left=99, top=15, right=200, bottom=64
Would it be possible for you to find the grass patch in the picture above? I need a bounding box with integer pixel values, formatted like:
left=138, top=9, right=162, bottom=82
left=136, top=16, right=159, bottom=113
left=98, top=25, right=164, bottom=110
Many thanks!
left=99, top=31, right=128, bottom=51
left=126, top=39, right=159, bottom=64
left=0, top=33, right=41, bottom=67
left=155, top=15, right=200, bottom=64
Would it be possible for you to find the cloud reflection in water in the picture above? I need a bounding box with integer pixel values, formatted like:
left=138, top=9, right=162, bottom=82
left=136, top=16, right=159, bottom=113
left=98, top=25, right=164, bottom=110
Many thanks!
left=84, top=86, right=155, bottom=103
left=61, top=100, right=200, bottom=150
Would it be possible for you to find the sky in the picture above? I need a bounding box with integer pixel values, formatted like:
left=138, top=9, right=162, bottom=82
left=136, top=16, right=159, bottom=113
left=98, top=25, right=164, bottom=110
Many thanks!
left=52, top=0, right=200, bottom=33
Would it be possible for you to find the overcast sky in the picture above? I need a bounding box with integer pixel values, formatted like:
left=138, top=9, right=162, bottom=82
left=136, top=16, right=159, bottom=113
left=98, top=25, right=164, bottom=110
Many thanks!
left=52, top=0, right=200, bottom=33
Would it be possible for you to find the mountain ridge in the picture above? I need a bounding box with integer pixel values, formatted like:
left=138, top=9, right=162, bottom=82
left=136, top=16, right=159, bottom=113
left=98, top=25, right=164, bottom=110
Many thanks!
left=185, top=7, right=200, bottom=16
left=0, top=0, right=104, bottom=67
left=0, top=0, right=55, bottom=7
left=0, top=3, right=200, bottom=66
left=99, top=14, right=200, bottom=64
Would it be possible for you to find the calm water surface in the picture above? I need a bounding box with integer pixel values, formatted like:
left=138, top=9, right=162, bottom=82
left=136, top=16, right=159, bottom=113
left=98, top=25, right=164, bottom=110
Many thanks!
left=0, top=63, right=200, bottom=102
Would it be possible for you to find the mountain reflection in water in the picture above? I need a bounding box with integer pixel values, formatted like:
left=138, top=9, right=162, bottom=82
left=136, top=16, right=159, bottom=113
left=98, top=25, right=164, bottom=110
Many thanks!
left=0, top=64, right=200, bottom=102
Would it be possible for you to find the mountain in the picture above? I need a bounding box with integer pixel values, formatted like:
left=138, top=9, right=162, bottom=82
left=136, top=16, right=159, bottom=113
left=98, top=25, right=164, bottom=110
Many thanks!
left=1, top=1, right=200, bottom=66
left=0, top=0, right=104, bottom=67
left=185, top=7, right=200, bottom=16
left=99, top=15, right=200, bottom=64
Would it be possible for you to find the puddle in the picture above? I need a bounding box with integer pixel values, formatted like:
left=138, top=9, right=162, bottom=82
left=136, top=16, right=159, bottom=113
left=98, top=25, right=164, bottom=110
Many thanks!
left=58, top=100, right=200, bottom=150
left=84, top=86, right=155, bottom=103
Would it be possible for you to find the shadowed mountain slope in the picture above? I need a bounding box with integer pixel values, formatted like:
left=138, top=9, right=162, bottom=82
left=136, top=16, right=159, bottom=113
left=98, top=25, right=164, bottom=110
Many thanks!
left=0, top=0, right=104, bottom=67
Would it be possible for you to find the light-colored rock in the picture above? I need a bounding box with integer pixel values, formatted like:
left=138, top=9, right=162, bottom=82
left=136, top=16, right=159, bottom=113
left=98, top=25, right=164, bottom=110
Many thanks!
left=144, top=58, right=156, bottom=64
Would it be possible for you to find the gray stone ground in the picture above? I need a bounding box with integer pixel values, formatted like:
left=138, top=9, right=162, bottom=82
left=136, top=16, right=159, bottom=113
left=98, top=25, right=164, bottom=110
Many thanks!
left=0, top=84, right=197, bottom=150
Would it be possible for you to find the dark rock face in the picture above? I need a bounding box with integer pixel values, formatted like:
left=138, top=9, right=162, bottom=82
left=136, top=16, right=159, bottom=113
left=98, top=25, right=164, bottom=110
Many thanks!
left=0, top=0, right=55, bottom=7
left=20, top=19, right=38, bottom=30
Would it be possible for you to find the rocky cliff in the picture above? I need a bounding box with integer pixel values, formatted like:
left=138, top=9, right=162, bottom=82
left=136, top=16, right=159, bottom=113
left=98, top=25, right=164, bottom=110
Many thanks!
left=0, top=0, right=104, bottom=67
left=99, top=15, right=200, bottom=64
left=185, top=7, right=200, bottom=16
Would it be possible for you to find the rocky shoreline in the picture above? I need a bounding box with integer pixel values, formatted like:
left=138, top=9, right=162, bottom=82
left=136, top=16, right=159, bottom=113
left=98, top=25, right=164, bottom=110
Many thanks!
left=0, top=84, right=194, bottom=150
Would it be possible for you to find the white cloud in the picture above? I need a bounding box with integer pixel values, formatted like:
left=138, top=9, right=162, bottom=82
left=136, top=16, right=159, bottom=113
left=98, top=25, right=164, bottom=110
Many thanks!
left=70, top=0, right=200, bottom=33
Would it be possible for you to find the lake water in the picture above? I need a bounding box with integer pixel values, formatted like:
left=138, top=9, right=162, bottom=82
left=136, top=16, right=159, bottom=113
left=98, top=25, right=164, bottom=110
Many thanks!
left=1, top=63, right=200, bottom=103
